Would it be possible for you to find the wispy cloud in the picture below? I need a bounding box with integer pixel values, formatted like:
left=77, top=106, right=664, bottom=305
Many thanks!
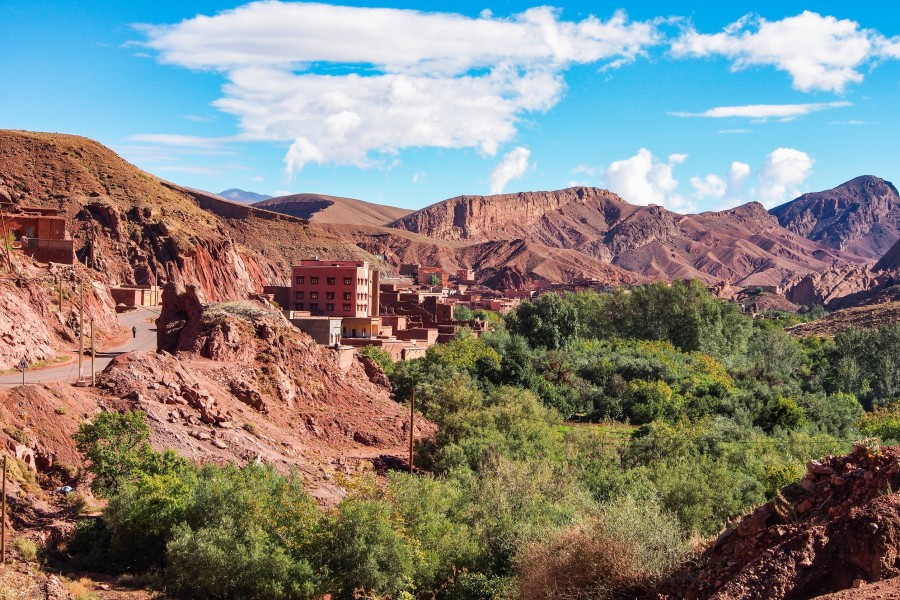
left=128, top=133, right=230, bottom=148
left=670, top=101, right=850, bottom=120
left=828, top=119, right=873, bottom=125
left=138, top=2, right=661, bottom=175
left=490, top=147, right=531, bottom=194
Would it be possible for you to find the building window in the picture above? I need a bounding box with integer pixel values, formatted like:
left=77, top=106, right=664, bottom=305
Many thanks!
left=295, top=291, right=304, bottom=299
left=343, top=292, right=351, bottom=300
left=310, top=303, right=319, bottom=311
left=326, top=303, right=335, bottom=312
left=296, top=302, right=303, bottom=310
left=296, top=276, right=304, bottom=284
left=310, top=292, right=319, bottom=300
left=327, top=276, right=335, bottom=285
left=310, top=276, right=319, bottom=284
left=344, top=277, right=352, bottom=285
left=326, top=291, right=335, bottom=300
left=343, top=304, right=351, bottom=312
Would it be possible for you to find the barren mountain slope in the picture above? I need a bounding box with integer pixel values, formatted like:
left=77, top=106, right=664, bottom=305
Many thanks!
left=255, top=192, right=412, bottom=227
left=389, top=187, right=847, bottom=286
left=771, top=175, right=900, bottom=260
left=316, top=221, right=644, bottom=289
left=0, top=131, right=381, bottom=299
left=874, top=237, right=900, bottom=272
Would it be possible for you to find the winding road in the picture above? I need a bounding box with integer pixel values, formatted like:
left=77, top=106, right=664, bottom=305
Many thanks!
left=0, top=307, right=159, bottom=386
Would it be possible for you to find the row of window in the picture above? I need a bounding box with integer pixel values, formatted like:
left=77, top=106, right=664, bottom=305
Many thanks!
left=295, top=302, right=355, bottom=312
left=296, top=291, right=356, bottom=300
left=294, top=275, right=370, bottom=286
left=293, top=303, right=370, bottom=313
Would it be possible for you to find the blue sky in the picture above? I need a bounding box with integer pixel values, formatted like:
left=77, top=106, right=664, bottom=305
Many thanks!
left=3, top=1, right=900, bottom=212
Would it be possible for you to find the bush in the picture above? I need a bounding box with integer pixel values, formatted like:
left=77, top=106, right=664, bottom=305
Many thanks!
left=859, top=404, right=900, bottom=443
left=358, top=345, right=395, bottom=377
left=516, top=495, right=687, bottom=600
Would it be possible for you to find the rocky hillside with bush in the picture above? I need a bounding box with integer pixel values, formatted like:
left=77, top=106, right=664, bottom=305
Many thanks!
left=0, top=130, right=382, bottom=301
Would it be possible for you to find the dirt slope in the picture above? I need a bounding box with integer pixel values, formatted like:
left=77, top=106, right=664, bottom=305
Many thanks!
left=875, top=238, right=900, bottom=272
left=771, top=176, right=900, bottom=260
left=787, top=301, right=900, bottom=337
left=255, top=192, right=412, bottom=227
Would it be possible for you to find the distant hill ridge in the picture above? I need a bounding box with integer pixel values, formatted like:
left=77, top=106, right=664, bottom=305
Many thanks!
left=254, top=193, right=412, bottom=227
left=218, top=188, right=272, bottom=203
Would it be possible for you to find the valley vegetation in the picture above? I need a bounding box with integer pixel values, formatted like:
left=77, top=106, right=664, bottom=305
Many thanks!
left=64, top=280, right=900, bottom=599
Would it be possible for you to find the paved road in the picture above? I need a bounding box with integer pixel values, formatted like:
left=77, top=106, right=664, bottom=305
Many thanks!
left=0, top=307, right=159, bottom=386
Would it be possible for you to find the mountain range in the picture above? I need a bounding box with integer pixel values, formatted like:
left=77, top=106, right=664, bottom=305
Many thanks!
left=3, top=130, right=900, bottom=308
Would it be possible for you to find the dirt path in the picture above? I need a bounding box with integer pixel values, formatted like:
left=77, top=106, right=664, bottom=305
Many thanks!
left=0, top=307, right=159, bottom=387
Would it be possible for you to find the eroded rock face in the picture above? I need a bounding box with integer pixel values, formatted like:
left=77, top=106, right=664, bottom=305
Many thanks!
left=671, top=445, right=900, bottom=600
left=157, top=282, right=207, bottom=354
left=771, top=175, right=900, bottom=260
left=784, top=266, right=900, bottom=310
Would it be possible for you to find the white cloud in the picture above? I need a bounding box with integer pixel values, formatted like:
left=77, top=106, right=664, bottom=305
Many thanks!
left=727, top=161, right=751, bottom=197
left=603, top=148, right=692, bottom=211
left=138, top=2, right=659, bottom=174
left=490, top=146, right=531, bottom=194
left=671, top=11, right=897, bottom=93
left=670, top=101, right=850, bottom=120
left=690, top=174, right=726, bottom=199
left=756, top=148, right=814, bottom=206
left=571, top=164, right=597, bottom=176
left=412, top=171, right=425, bottom=184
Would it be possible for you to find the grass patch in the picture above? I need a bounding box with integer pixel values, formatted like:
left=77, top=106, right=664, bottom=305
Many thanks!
left=12, top=538, right=37, bottom=562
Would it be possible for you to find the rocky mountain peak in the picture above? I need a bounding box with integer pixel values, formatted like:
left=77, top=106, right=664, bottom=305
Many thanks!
left=770, top=175, right=900, bottom=259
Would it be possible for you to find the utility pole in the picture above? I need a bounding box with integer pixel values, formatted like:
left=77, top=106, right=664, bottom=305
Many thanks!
left=409, top=389, right=415, bottom=475
left=0, top=205, right=13, bottom=273
left=1, top=455, right=7, bottom=564
left=78, top=278, right=84, bottom=381
left=90, top=318, right=95, bottom=387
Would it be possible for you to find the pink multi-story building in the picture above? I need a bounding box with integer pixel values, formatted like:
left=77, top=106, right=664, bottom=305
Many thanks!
left=290, top=260, right=371, bottom=317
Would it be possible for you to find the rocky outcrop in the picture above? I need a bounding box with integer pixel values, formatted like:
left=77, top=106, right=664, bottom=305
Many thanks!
left=784, top=266, right=900, bottom=310
left=255, top=192, right=412, bottom=226
left=672, top=444, right=900, bottom=599
left=771, top=176, right=900, bottom=260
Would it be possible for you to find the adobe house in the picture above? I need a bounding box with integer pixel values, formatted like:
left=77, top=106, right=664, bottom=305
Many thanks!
left=1, top=203, right=74, bottom=264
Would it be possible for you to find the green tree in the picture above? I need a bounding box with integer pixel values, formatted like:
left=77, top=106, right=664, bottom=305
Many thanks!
left=428, top=274, right=440, bottom=286
left=453, top=305, right=474, bottom=321
left=357, top=344, right=395, bottom=376
left=755, top=395, right=806, bottom=432
left=507, top=293, right=579, bottom=350
left=73, top=410, right=185, bottom=497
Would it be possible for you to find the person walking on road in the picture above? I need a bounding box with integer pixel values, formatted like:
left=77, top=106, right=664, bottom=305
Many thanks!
left=132, top=326, right=137, bottom=339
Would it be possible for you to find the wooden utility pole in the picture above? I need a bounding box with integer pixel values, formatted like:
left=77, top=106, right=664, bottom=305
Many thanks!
left=1, top=455, right=7, bottom=564
left=78, top=279, right=84, bottom=381
left=0, top=206, right=13, bottom=273
left=409, top=389, right=415, bottom=475
left=90, top=318, right=95, bottom=387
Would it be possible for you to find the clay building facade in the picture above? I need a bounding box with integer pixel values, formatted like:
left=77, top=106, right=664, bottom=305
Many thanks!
left=290, top=259, right=371, bottom=317
left=1, top=204, right=74, bottom=264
